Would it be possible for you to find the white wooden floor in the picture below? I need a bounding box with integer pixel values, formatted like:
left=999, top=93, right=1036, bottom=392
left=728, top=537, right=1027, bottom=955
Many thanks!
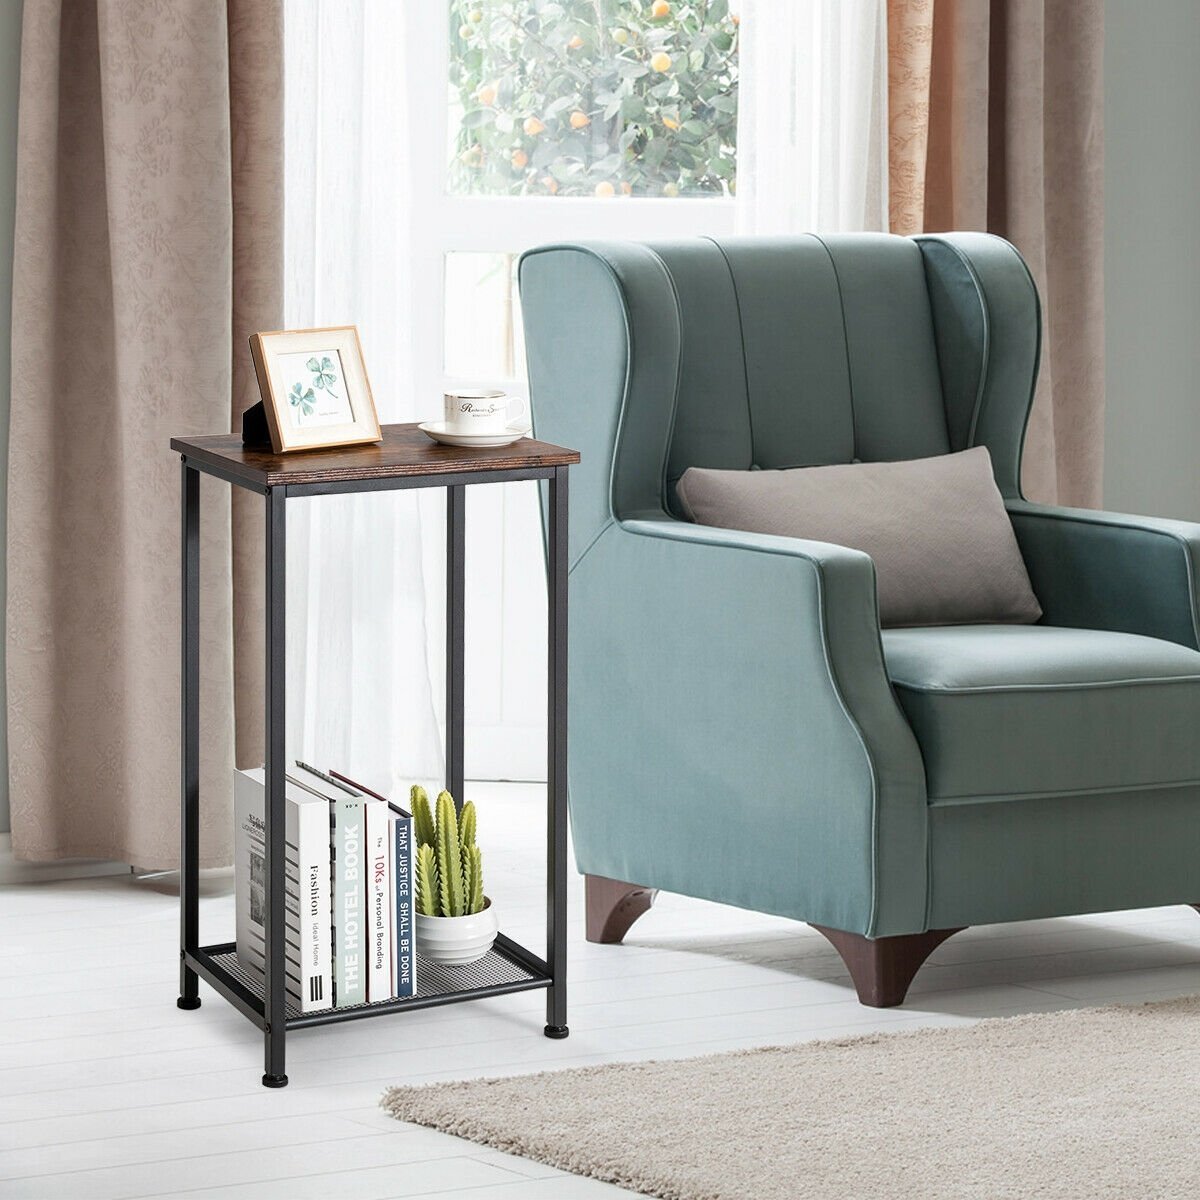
left=3, top=781, right=1200, bottom=1199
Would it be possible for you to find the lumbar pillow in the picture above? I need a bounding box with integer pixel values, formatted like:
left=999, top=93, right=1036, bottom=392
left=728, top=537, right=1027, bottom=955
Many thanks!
left=675, top=446, right=1042, bottom=628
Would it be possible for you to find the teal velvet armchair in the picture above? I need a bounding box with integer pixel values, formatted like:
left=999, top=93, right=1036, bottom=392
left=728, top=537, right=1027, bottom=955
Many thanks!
left=518, top=233, right=1200, bottom=1005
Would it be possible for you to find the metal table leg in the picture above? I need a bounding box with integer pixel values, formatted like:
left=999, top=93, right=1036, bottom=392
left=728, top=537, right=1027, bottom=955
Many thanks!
left=545, top=466, right=569, bottom=1039
left=178, top=461, right=202, bottom=1011
left=262, top=485, right=288, bottom=1087
left=446, top=485, right=465, bottom=809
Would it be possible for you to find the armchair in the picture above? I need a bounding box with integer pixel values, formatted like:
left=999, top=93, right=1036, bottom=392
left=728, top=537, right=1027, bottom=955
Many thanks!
left=518, top=232, right=1200, bottom=1005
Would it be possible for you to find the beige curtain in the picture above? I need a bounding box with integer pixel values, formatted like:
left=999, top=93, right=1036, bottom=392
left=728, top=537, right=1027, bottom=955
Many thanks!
left=889, top=0, right=1105, bottom=507
left=7, top=0, right=281, bottom=866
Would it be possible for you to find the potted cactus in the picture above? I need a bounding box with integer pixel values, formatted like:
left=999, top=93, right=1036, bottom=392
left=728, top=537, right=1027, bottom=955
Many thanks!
left=411, top=786, right=498, bottom=965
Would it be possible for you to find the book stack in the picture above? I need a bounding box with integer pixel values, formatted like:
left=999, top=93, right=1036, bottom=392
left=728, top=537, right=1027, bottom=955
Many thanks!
left=234, top=764, right=417, bottom=1013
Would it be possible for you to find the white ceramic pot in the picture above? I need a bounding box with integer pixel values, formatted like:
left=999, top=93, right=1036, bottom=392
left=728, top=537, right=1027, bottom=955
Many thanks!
left=415, top=898, right=498, bottom=966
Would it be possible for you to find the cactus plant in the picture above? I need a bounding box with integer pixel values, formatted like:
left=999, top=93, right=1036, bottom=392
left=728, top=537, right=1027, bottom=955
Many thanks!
left=411, top=785, right=436, bottom=849
left=465, top=844, right=484, bottom=915
left=415, top=843, right=438, bottom=917
left=459, top=800, right=477, bottom=849
left=435, top=791, right=467, bottom=917
left=412, top=789, right=487, bottom=917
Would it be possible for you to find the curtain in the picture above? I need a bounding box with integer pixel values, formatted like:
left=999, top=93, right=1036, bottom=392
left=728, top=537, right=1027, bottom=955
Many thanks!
left=7, top=0, right=282, bottom=866
left=889, top=0, right=1105, bottom=507
left=282, top=1, right=444, bottom=800
left=737, top=0, right=890, bottom=233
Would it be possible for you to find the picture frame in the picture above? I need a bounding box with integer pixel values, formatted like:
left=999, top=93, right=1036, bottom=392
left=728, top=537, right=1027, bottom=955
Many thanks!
left=248, top=325, right=382, bottom=454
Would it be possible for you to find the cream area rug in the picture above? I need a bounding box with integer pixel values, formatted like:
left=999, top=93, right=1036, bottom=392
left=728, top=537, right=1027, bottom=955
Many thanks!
left=383, top=996, right=1200, bottom=1199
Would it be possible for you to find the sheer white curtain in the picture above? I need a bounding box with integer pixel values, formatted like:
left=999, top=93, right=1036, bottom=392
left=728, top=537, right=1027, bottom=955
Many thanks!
left=282, top=1, right=443, bottom=796
left=736, top=0, right=889, bottom=233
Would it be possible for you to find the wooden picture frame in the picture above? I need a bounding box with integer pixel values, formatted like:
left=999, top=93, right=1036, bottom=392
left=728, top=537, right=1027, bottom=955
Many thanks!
left=248, top=326, right=382, bottom=454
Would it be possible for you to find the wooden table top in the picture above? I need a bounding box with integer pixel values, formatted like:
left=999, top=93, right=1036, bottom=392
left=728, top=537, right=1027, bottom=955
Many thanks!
left=171, top=423, right=580, bottom=488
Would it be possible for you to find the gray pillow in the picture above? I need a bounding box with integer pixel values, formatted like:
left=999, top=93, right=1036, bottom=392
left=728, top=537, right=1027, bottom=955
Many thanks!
left=675, top=447, right=1042, bottom=628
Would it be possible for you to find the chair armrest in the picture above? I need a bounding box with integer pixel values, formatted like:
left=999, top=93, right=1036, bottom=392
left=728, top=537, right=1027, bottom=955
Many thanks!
left=567, top=516, right=929, bottom=937
left=1007, top=499, right=1200, bottom=649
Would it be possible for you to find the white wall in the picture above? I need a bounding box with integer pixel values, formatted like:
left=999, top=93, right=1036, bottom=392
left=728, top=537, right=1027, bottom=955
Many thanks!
left=1104, top=0, right=1200, bottom=520
left=0, top=3, right=21, bottom=834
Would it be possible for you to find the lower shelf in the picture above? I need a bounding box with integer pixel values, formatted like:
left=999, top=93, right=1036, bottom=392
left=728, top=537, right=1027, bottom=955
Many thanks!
left=188, top=934, right=551, bottom=1030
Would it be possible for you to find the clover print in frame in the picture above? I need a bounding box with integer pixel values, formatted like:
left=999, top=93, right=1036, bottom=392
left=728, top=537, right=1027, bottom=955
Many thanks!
left=278, top=350, right=353, bottom=429
left=249, top=325, right=382, bottom=453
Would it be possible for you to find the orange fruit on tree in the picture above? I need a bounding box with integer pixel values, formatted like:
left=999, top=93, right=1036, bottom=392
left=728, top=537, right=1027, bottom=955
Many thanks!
left=458, top=24, right=473, bottom=39
left=662, top=181, right=680, bottom=197
left=650, top=51, right=672, bottom=72
left=476, top=83, right=497, bottom=106
left=569, top=111, right=590, bottom=129
left=662, top=115, right=680, bottom=130
left=651, top=0, right=670, bottom=18
left=621, top=181, right=633, bottom=195
left=542, top=175, right=559, bottom=194
left=511, top=149, right=528, bottom=169
left=594, top=181, right=616, bottom=197
left=523, top=116, right=546, bottom=136
left=567, top=34, right=584, bottom=49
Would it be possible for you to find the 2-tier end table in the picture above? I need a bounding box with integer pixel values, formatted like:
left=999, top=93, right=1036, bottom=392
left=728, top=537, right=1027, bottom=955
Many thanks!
left=170, top=423, right=579, bottom=1087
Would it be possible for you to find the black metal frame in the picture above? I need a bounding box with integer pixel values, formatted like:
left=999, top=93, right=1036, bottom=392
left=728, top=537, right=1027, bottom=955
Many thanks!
left=177, top=456, right=570, bottom=1087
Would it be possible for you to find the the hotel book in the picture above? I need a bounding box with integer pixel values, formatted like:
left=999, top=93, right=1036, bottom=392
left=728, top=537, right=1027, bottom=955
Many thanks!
left=233, top=768, right=333, bottom=1014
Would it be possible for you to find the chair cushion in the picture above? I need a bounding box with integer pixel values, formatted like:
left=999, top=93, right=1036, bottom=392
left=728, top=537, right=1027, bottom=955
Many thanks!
left=675, top=447, right=1042, bottom=628
left=883, top=624, right=1200, bottom=802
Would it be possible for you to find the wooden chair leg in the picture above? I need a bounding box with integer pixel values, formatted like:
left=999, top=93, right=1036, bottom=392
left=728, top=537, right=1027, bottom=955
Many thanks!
left=811, top=924, right=965, bottom=1007
left=585, top=874, right=658, bottom=944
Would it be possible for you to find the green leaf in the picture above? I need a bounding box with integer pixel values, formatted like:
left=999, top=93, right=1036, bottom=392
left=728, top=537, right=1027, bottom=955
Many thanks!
left=590, top=152, right=622, bottom=175
left=620, top=95, right=647, bottom=121
left=461, top=108, right=494, bottom=130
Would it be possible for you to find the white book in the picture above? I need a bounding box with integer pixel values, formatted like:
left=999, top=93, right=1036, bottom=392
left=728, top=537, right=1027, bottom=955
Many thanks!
left=234, top=768, right=333, bottom=1014
left=365, top=798, right=392, bottom=1003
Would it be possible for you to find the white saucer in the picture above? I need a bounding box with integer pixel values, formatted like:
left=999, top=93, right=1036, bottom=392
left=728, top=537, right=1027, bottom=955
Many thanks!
left=419, top=420, right=532, bottom=449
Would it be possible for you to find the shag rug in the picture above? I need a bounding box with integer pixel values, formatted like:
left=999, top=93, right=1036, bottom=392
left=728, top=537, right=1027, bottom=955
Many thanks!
left=382, top=996, right=1200, bottom=1199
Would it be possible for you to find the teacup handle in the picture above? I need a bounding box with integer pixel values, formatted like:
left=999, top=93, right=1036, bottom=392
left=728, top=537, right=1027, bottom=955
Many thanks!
left=507, top=396, right=528, bottom=427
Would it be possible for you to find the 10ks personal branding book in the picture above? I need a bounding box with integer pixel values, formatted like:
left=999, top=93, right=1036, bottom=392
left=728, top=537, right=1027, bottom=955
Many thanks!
left=234, top=764, right=416, bottom=1013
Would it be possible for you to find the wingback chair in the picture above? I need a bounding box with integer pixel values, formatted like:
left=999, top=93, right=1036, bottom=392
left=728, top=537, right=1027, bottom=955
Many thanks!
left=518, top=233, right=1200, bottom=1006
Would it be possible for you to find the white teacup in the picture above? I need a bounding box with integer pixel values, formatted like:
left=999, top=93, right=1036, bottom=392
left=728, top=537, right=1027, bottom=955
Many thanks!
left=443, top=389, right=527, bottom=436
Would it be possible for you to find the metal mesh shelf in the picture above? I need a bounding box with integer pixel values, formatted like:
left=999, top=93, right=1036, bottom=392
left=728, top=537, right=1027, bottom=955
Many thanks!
left=197, top=935, right=551, bottom=1029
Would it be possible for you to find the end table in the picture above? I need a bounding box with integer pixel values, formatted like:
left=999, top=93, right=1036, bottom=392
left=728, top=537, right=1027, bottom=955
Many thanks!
left=169, top=423, right=579, bottom=1087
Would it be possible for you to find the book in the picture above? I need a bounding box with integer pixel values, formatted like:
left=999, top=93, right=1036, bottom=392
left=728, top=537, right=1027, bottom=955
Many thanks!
left=365, top=797, right=392, bottom=1003
left=233, top=768, right=332, bottom=1014
left=390, top=807, right=416, bottom=998
left=332, top=770, right=416, bottom=1000
left=291, top=763, right=374, bottom=1008
left=330, top=795, right=367, bottom=1006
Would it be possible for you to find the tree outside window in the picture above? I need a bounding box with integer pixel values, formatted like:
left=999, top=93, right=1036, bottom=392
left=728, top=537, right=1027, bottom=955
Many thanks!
left=448, top=0, right=739, bottom=199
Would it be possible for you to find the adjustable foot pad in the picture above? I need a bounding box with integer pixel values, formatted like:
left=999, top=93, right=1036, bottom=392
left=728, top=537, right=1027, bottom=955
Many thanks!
left=176, top=996, right=201, bottom=1010
left=544, top=1024, right=570, bottom=1040
left=262, top=1073, right=289, bottom=1088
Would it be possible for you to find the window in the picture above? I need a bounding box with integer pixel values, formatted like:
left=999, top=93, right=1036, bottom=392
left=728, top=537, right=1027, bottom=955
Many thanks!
left=421, top=1, right=739, bottom=400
